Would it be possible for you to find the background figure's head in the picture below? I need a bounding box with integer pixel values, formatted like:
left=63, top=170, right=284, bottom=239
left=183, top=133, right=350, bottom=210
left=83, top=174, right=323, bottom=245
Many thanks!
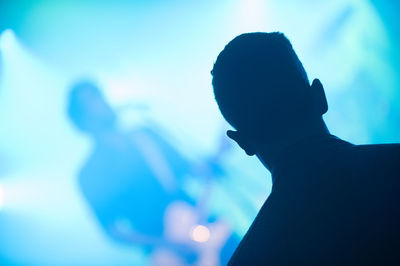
left=212, top=32, right=328, bottom=157
left=67, top=80, right=117, bottom=135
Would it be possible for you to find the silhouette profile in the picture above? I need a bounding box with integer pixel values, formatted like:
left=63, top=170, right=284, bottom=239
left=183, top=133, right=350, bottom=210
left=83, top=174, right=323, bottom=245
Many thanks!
left=211, top=32, right=400, bottom=265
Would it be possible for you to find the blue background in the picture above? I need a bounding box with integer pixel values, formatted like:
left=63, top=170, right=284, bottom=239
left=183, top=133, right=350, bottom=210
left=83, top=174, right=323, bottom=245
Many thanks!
left=0, top=0, right=399, bottom=265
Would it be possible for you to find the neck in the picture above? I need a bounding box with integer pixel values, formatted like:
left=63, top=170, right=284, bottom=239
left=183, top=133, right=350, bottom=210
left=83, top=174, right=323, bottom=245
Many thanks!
left=256, top=117, right=330, bottom=176
left=92, top=127, right=119, bottom=144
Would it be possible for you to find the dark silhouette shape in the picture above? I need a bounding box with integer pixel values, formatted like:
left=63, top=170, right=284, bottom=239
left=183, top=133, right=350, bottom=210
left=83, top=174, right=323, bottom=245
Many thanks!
left=211, top=32, right=400, bottom=265
left=67, top=80, right=238, bottom=265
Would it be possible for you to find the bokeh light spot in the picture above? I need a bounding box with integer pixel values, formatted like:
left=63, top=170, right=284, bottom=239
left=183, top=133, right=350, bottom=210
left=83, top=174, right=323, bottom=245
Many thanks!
left=191, top=224, right=210, bottom=243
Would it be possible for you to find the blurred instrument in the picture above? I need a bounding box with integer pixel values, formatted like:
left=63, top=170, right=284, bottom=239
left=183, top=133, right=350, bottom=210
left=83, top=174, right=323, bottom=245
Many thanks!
left=114, top=130, right=235, bottom=266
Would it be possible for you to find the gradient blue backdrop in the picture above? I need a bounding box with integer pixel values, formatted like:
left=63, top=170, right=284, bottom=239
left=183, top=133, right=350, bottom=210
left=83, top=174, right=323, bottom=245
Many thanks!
left=0, top=0, right=399, bottom=265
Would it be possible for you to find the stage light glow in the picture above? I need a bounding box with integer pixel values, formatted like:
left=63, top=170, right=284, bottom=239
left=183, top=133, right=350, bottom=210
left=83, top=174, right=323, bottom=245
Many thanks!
left=191, top=224, right=210, bottom=243
left=236, top=0, right=269, bottom=32
left=0, top=0, right=397, bottom=265
left=0, top=29, right=16, bottom=51
left=0, top=183, right=4, bottom=209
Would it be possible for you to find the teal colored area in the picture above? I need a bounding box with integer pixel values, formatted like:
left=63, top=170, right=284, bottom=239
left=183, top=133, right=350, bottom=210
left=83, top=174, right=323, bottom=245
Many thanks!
left=0, top=0, right=399, bottom=265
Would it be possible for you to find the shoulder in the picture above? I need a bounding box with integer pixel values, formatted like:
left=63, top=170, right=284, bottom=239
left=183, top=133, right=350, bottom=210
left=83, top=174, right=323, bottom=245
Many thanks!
left=343, top=143, right=400, bottom=194
left=353, top=142, right=400, bottom=152
left=77, top=149, right=105, bottom=197
left=349, top=143, right=400, bottom=165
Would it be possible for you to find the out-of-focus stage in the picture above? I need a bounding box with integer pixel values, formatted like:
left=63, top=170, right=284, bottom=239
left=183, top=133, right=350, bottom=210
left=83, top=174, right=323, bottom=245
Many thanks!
left=0, top=0, right=399, bottom=265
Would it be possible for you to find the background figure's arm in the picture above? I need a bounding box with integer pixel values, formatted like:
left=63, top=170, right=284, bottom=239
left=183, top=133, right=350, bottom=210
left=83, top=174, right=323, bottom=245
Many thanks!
left=109, top=220, right=163, bottom=246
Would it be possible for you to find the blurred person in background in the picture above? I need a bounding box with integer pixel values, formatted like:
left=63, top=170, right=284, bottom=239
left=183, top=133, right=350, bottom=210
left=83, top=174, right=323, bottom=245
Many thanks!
left=67, top=80, right=238, bottom=265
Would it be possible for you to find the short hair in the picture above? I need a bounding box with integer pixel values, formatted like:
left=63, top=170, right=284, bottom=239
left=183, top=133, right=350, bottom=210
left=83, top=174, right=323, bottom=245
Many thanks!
left=67, top=80, right=103, bottom=131
left=212, top=32, right=313, bottom=137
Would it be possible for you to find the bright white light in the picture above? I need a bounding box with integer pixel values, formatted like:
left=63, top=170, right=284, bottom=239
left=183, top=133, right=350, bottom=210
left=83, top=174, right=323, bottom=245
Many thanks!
left=236, top=0, right=269, bottom=32
left=191, top=224, right=210, bottom=243
left=0, top=29, right=16, bottom=51
left=0, top=184, right=4, bottom=209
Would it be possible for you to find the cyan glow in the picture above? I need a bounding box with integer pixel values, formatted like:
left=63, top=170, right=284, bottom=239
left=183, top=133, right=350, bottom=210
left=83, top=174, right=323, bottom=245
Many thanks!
left=0, top=29, right=16, bottom=51
left=0, top=183, right=4, bottom=209
left=0, top=0, right=398, bottom=265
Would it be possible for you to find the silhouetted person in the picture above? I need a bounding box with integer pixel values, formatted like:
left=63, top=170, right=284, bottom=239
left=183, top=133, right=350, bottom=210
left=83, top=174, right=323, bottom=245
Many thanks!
left=67, top=81, right=238, bottom=265
left=211, top=32, right=400, bottom=265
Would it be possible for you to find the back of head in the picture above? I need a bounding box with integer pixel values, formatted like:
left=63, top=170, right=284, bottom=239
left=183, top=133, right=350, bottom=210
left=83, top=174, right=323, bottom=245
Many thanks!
left=67, top=80, right=116, bottom=133
left=212, top=32, right=315, bottom=139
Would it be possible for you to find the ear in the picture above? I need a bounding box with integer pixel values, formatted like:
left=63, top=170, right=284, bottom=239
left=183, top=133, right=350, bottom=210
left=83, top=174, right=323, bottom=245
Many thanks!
left=227, top=130, right=256, bottom=156
left=311, top=79, right=328, bottom=115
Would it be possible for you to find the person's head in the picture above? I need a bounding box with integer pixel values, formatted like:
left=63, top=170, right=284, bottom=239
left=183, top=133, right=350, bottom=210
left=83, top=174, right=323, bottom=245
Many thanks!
left=67, top=80, right=116, bottom=135
left=212, top=32, right=328, bottom=159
